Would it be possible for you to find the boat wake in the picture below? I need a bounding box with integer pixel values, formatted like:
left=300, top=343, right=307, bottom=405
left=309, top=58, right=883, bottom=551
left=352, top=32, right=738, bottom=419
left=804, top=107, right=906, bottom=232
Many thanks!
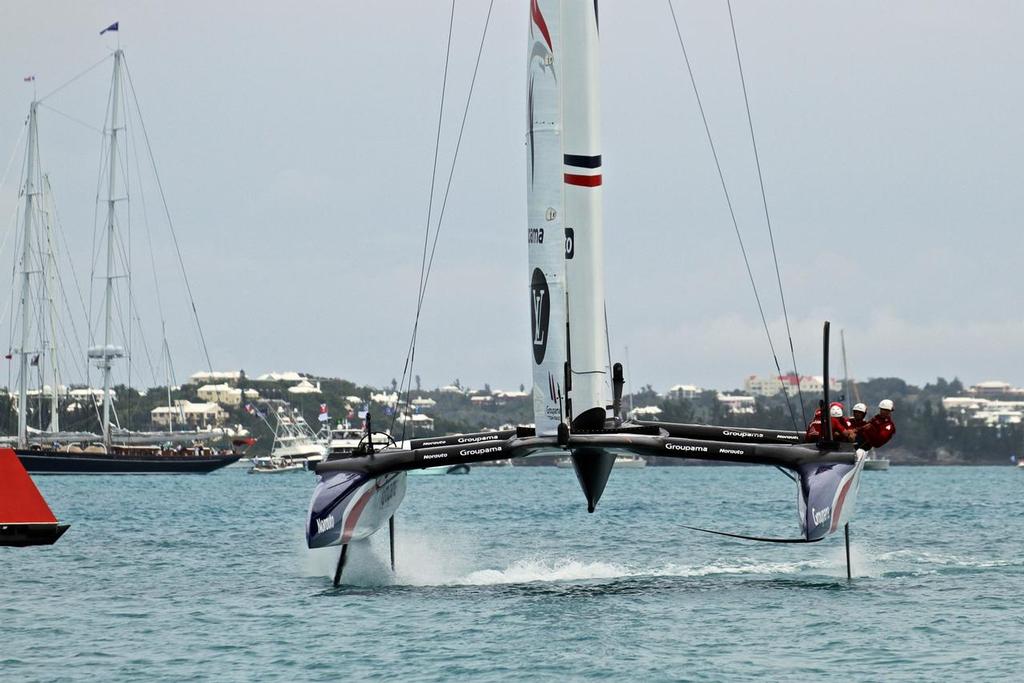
left=301, top=531, right=1017, bottom=588
left=302, top=535, right=857, bottom=588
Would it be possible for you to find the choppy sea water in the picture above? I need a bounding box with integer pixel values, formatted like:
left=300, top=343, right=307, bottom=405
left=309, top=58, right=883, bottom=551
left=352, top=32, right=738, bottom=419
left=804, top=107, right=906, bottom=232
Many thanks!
left=3, top=465, right=1021, bottom=681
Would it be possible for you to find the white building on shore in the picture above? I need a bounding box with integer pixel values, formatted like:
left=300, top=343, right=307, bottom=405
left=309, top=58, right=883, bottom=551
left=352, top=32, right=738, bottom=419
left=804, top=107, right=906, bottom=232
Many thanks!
left=196, top=383, right=260, bottom=407
left=745, top=374, right=841, bottom=398
left=189, top=370, right=243, bottom=385
left=151, top=400, right=228, bottom=428
left=667, top=384, right=702, bottom=399
left=942, top=396, right=1024, bottom=426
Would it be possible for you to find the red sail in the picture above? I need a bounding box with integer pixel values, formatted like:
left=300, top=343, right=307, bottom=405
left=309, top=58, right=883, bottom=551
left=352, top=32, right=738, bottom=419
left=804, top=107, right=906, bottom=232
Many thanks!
left=0, top=448, right=58, bottom=524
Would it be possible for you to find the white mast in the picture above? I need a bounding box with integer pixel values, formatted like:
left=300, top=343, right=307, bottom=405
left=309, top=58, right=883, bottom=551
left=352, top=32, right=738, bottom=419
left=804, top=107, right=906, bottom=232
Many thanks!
left=90, top=49, right=126, bottom=449
left=561, top=0, right=608, bottom=429
left=16, top=101, right=39, bottom=448
left=43, top=175, right=61, bottom=432
left=162, top=329, right=173, bottom=432
left=527, top=0, right=569, bottom=436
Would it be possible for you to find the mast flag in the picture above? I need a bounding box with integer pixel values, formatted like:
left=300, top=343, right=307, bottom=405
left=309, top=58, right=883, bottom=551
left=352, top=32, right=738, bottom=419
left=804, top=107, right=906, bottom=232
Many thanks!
left=100, top=22, right=119, bottom=35
left=527, top=0, right=569, bottom=436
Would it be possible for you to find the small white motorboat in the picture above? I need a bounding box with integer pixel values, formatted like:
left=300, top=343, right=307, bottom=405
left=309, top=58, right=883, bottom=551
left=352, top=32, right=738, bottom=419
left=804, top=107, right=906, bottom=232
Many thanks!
left=408, top=463, right=471, bottom=476
left=249, top=456, right=305, bottom=474
left=555, top=455, right=646, bottom=469
left=862, top=454, right=890, bottom=471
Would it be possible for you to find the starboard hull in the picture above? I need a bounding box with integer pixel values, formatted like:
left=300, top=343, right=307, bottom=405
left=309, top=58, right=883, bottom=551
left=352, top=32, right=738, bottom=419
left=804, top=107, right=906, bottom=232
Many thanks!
left=797, top=448, right=866, bottom=540
left=307, top=471, right=407, bottom=548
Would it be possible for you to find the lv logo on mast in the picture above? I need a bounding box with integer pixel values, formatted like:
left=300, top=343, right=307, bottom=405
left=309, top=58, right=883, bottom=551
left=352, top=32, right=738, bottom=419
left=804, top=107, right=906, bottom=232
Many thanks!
left=530, top=268, right=550, bottom=363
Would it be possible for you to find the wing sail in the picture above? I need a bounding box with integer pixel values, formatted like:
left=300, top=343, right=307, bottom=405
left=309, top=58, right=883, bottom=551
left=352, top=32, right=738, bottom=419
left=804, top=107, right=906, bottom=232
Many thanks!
left=527, top=0, right=568, bottom=435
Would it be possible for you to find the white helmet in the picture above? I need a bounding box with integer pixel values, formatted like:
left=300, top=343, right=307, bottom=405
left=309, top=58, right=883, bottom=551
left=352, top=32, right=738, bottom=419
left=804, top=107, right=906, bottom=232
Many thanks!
left=879, top=399, right=894, bottom=411
left=853, top=403, right=867, bottom=414
left=829, top=404, right=844, bottom=418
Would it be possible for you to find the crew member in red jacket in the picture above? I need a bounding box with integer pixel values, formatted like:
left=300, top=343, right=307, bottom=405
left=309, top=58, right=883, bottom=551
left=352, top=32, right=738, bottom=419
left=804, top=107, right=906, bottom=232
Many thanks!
left=806, top=402, right=855, bottom=441
left=847, top=403, right=864, bottom=430
left=859, top=399, right=896, bottom=449
left=805, top=407, right=823, bottom=440
left=829, top=402, right=856, bottom=442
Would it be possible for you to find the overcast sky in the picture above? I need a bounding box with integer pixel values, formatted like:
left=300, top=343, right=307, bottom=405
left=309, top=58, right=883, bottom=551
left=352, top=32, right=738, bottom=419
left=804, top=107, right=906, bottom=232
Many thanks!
left=1, top=1, right=1022, bottom=394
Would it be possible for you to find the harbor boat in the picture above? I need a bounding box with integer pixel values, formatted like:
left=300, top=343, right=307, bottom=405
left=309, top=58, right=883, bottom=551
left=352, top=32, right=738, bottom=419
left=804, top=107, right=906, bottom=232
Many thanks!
left=862, top=454, right=890, bottom=471
left=5, top=50, right=240, bottom=474
left=556, top=454, right=644, bottom=469
left=249, top=456, right=305, bottom=474
left=268, top=411, right=327, bottom=466
left=408, top=463, right=471, bottom=476
left=0, top=448, right=69, bottom=546
left=308, top=0, right=873, bottom=585
left=309, top=425, right=376, bottom=471
left=613, top=455, right=646, bottom=469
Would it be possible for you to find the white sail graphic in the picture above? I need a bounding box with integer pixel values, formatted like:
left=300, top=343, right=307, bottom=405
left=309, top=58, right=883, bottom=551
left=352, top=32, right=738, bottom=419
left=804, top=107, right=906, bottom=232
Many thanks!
left=527, top=0, right=567, bottom=435
left=562, top=0, right=609, bottom=428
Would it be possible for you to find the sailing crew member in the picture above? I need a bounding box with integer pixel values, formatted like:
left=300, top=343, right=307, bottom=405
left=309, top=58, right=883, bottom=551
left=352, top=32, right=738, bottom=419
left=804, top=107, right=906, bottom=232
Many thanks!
left=805, top=407, right=823, bottom=440
left=846, top=402, right=868, bottom=441
left=848, top=403, right=868, bottom=431
left=829, top=402, right=856, bottom=442
left=806, top=403, right=855, bottom=441
left=858, top=399, right=896, bottom=449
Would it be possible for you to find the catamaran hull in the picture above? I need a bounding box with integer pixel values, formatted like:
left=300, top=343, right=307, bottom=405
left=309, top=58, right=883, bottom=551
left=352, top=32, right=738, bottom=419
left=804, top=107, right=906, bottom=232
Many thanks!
left=307, top=471, right=406, bottom=548
left=797, top=448, right=866, bottom=541
left=16, top=449, right=241, bottom=474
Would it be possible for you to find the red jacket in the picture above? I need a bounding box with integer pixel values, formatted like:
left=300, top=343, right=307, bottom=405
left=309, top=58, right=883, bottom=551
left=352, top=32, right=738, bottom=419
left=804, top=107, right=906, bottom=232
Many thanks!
left=806, top=409, right=851, bottom=441
left=831, top=416, right=852, bottom=441
left=805, top=408, right=823, bottom=440
left=861, top=413, right=896, bottom=449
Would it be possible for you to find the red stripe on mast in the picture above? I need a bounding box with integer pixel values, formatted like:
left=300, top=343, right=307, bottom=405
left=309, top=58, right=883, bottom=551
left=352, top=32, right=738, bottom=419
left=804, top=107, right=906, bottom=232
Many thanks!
left=564, top=173, right=602, bottom=187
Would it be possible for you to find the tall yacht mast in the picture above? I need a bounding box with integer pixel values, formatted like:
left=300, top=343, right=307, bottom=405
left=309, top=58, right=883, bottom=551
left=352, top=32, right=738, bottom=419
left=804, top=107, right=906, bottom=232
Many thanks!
left=16, top=102, right=39, bottom=448
left=89, top=49, right=126, bottom=448
left=42, top=175, right=61, bottom=432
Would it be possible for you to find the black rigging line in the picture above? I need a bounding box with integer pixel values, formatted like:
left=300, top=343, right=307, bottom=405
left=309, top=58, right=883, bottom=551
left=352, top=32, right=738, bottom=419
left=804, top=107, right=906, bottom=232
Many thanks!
left=123, top=57, right=214, bottom=373
left=725, top=0, right=806, bottom=424
left=393, top=0, right=458, bottom=439
left=37, top=104, right=105, bottom=136
left=37, top=54, right=111, bottom=104
left=667, top=0, right=800, bottom=433
left=393, top=0, right=496, bottom=439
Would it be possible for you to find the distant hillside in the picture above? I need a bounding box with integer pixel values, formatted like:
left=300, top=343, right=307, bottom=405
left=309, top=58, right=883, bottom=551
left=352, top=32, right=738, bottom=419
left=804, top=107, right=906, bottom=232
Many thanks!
left=3, top=375, right=1016, bottom=464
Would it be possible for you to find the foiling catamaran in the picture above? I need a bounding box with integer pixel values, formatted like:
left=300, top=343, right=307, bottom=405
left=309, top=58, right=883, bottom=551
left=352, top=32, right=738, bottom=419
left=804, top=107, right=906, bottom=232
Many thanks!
left=307, top=0, right=869, bottom=585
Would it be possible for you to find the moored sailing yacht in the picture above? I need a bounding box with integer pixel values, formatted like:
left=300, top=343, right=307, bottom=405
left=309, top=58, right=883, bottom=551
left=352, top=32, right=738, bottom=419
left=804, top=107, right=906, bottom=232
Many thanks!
left=7, top=49, right=239, bottom=474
